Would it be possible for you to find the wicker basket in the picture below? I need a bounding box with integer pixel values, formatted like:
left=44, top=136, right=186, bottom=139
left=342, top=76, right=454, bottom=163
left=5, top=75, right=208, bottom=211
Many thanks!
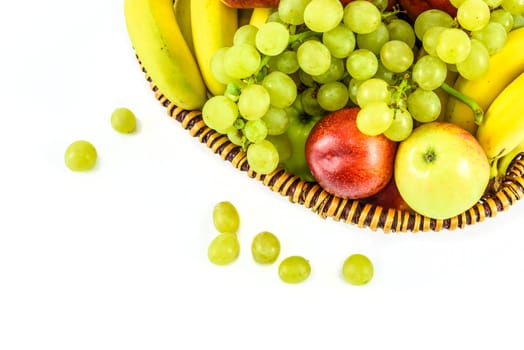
left=141, top=65, right=524, bottom=233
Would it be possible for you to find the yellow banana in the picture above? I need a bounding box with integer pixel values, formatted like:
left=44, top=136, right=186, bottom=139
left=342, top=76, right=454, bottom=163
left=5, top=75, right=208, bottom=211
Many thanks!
left=249, top=7, right=274, bottom=28
left=496, top=138, right=524, bottom=179
left=191, top=0, right=238, bottom=96
left=174, top=0, right=194, bottom=54
left=124, top=0, right=207, bottom=110
left=476, top=72, right=524, bottom=162
left=445, top=27, right=524, bottom=135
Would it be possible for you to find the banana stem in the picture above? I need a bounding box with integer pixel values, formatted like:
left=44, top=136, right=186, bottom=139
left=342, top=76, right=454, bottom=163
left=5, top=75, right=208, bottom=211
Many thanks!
left=440, top=82, right=484, bottom=125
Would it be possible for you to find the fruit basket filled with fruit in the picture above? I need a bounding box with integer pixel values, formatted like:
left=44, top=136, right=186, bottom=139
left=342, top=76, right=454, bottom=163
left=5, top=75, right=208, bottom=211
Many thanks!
left=124, top=0, right=524, bottom=232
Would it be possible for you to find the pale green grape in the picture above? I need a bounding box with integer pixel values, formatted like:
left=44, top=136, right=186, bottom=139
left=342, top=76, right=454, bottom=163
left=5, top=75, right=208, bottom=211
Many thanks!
left=266, top=134, right=292, bottom=162
left=379, top=40, right=414, bottom=73
left=457, top=0, right=490, bottom=31
left=227, top=128, right=246, bottom=147
left=64, top=140, right=97, bottom=171
left=343, top=0, right=382, bottom=34
left=224, top=44, right=261, bottom=79
left=111, top=107, right=136, bottom=133
left=514, top=14, right=524, bottom=29
left=312, top=57, right=345, bottom=83
left=348, top=78, right=364, bottom=105
left=262, top=71, right=297, bottom=109
left=238, top=84, right=271, bottom=120
left=317, top=81, right=350, bottom=111
left=373, top=61, right=397, bottom=85
left=413, top=9, right=455, bottom=40
left=322, top=24, right=356, bottom=58
left=435, top=28, right=471, bottom=64
left=346, top=49, right=378, bottom=80
left=234, top=24, right=258, bottom=46
left=297, top=40, right=332, bottom=76
left=256, top=22, right=290, bottom=56
left=278, top=0, right=310, bottom=25
left=387, top=18, right=416, bottom=48
left=246, top=140, right=280, bottom=174
left=278, top=256, right=311, bottom=283
left=384, top=109, right=413, bottom=142
left=212, top=201, right=240, bottom=234
left=262, top=107, right=289, bottom=135
left=490, top=9, right=514, bottom=32
left=208, top=233, right=240, bottom=266
left=456, top=39, right=490, bottom=80
left=298, top=69, right=316, bottom=88
left=484, top=0, right=503, bottom=9
left=471, top=22, right=507, bottom=55
left=251, top=231, right=281, bottom=264
left=301, top=87, right=326, bottom=116
left=304, top=0, right=344, bottom=33
left=274, top=50, right=300, bottom=74
left=371, top=0, right=388, bottom=12
left=342, top=254, right=373, bottom=286
left=356, top=102, right=394, bottom=136
left=502, top=0, right=524, bottom=15
left=422, top=26, right=446, bottom=56
left=407, top=88, right=441, bottom=123
left=202, top=95, right=239, bottom=132
left=356, top=78, right=390, bottom=107
left=210, top=47, right=237, bottom=85
left=450, top=0, right=465, bottom=6
left=356, top=22, right=390, bottom=55
left=244, top=119, right=268, bottom=143
left=412, top=55, right=448, bottom=91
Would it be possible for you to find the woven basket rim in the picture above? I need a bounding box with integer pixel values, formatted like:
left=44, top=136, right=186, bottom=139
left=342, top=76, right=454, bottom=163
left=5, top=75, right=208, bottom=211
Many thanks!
left=139, top=62, right=524, bottom=233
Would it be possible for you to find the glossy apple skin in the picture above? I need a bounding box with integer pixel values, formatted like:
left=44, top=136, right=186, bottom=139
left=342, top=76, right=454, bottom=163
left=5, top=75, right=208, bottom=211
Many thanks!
left=394, top=122, right=490, bottom=220
left=398, top=0, right=457, bottom=21
left=305, top=107, right=397, bottom=199
left=364, top=177, right=412, bottom=212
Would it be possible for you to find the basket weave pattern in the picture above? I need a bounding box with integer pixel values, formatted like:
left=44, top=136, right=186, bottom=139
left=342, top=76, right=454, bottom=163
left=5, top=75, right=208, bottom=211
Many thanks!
left=143, top=68, right=524, bottom=232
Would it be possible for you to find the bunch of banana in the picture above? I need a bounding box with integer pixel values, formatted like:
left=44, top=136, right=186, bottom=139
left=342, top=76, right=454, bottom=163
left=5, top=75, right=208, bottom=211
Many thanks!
left=445, top=27, right=524, bottom=135
left=124, top=0, right=207, bottom=110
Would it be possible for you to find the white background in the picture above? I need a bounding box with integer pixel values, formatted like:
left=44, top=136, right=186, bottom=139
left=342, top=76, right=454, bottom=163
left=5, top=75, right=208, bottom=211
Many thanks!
left=1, top=1, right=524, bottom=349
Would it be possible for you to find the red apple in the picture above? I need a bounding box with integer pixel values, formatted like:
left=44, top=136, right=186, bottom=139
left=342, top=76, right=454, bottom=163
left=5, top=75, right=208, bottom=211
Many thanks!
left=364, top=177, right=412, bottom=212
left=305, top=107, right=397, bottom=199
left=398, top=0, right=457, bottom=21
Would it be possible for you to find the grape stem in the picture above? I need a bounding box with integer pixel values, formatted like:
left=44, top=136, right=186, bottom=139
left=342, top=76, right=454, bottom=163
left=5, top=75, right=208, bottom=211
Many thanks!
left=289, top=30, right=320, bottom=44
left=440, top=82, right=484, bottom=125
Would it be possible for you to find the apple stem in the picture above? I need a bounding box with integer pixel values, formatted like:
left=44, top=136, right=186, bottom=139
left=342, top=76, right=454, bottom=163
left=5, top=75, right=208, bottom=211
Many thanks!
left=440, top=82, right=484, bottom=125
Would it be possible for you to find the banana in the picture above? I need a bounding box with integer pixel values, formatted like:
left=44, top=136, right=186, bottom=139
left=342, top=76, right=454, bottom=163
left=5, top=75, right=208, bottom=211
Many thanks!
left=497, top=139, right=524, bottom=179
left=124, top=0, right=207, bottom=110
left=191, top=0, right=238, bottom=96
left=174, top=0, right=194, bottom=54
left=445, top=27, right=524, bottom=135
left=249, top=7, right=274, bottom=28
left=476, top=72, right=524, bottom=162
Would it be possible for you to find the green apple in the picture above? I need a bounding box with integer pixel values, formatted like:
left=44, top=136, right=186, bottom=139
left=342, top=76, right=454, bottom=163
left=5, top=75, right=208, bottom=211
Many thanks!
left=394, top=122, right=490, bottom=219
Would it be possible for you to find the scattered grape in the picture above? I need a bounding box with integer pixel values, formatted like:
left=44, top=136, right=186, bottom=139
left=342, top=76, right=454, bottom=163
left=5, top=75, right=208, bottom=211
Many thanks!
left=278, top=256, right=311, bottom=283
left=208, top=233, right=240, bottom=266
left=64, top=140, right=97, bottom=171
left=251, top=231, right=281, bottom=264
left=212, top=201, right=240, bottom=234
left=111, top=107, right=137, bottom=134
left=342, top=254, right=374, bottom=286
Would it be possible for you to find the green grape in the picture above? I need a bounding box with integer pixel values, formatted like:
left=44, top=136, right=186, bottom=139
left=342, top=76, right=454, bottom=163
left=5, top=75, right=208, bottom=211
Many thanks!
left=262, top=107, right=289, bottom=135
left=212, top=201, right=240, bottom=234
left=456, top=39, right=490, bottom=80
left=256, top=22, right=290, bottom=56
left=373, top=61, right=397, bottom=85
left=317, top=81, right=350, bottom=111
left=342, top=254, right=374, bottom=286
left=251, top=231, right=281, bottom=264
left=371, top=0, right=388, bottom=12
left=234, top=24, right=258, bottom=46
left=312, top=57, right=345, bottom=83
left=457, top=0, right=490, bottom=31
left=485, top=0, right=503, bottom=8
left=491, top=9, right=514, bottom=32
left=227, top=128, right=246, bottom=146
left=238, top=84, right=271, bottom=120
left=278, top=0, right=310, bottom=25
left=274, top=50, right=300, bottom=74
left=244, top=119, right=268, bottom=143
left=502, top=0, right=524, bottom=15
left=514, top=13, right=524, bottom=30
left=301, top=87, right=326, bottom=116
left=412, top=55, right=448, bottom=91
left=304, top=0, right=344, bottom=33
left=356, top=22, right=390, bottom=55
left=384, top=109, right=413, bottom=142
left=356, top=101, right=394, bottom=136
left=413, top=9, right=455, bottom=40
left=356, top=78, right=390, bottom=107
left=348, top=78, right=364, bottom=105
left=278, top=256, right=311, bottom=283
left=435, top=28, right=471, bottom=64
left=266, top=134, right=292, bottom=162
left=224, top=44, right=261, bottom=79
left=297, top=40, right=332, bottom=76
left=450, top=0, right=465, bottom=6
left=262, top=71, right=297, bottom=109
left=64, top=140, right=97, bottom=171
left=422, top=26, right=446, bottom=56
left=202, top=95, right=238, bottom=132
left=346, top=49, right=378, bottom=80
left=211, top=47, right=237, bottom=85
left=387, top=18, right=416, bottom=48
left=407, top=88, right=441, bottom=123
left=111, top=107, right=136, bottom=133
left=322, top=24, right=356, bottom=59
left=298, top=69, right=316, bottom=88
left=208, top=233, right=240, bottom=266
left=379, top=40, right=414, bottom=73
left=471, top=22, right=507, bottom=55
left=246, top=140, right=280, bottom=174
left=343, top=0, right=382, bottom=34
